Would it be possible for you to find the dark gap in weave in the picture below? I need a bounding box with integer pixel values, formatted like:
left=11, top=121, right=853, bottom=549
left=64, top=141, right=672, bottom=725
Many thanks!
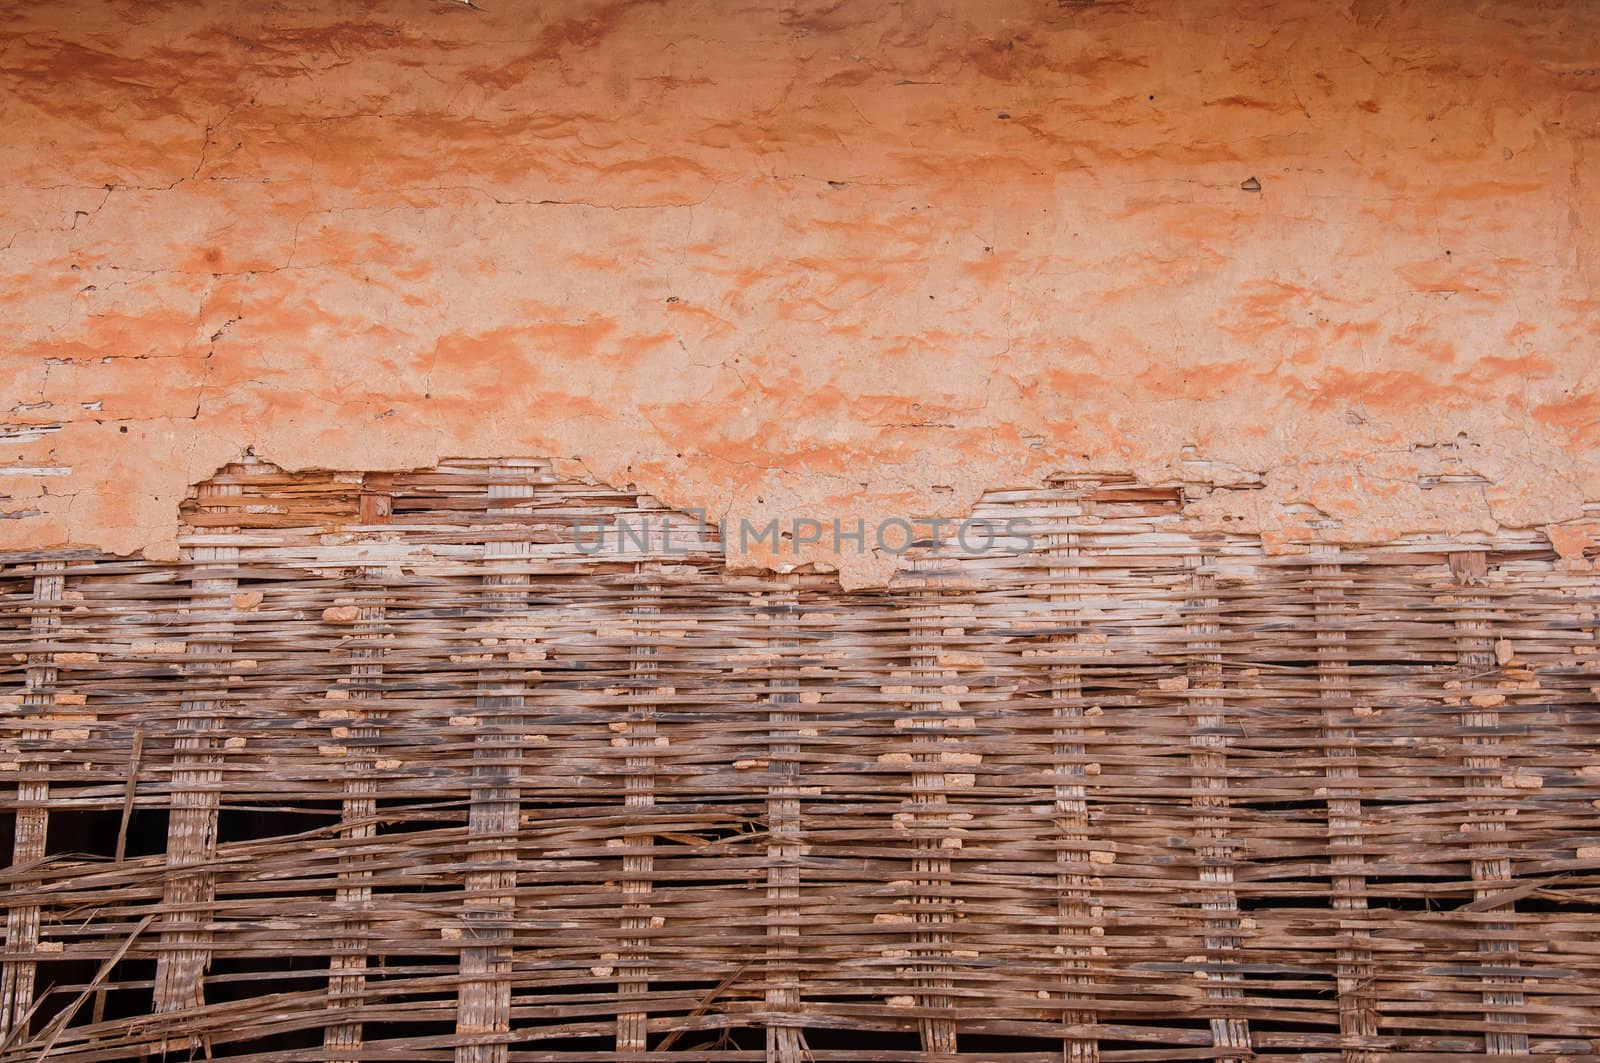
left=205, top=952, right=329, bottom=1053
left=28, top=957, right=97, bottom=1040
left=43, top=810, right=135, bottom=858
left=378, top=795, right=469, bottom=832
left=44, top=810, right=154, bottom=860
left=216, top=801, right=341, bottom=844
left=90, top=958, right=156, bottom=1028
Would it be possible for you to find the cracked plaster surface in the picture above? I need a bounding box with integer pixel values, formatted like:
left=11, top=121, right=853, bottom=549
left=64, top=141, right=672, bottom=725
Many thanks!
left=1, top=0, right=1598, bottom=586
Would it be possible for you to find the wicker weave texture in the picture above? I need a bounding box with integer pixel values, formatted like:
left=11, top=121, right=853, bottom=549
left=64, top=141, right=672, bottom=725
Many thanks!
left=1, top=458, right=1598, bottom=1061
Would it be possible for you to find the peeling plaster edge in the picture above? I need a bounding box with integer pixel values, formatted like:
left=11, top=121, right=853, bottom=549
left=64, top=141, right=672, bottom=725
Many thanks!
left=5, top=446, right=1596, bottom=590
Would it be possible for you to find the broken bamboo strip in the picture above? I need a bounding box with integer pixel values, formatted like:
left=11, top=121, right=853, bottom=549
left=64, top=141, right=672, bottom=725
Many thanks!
left=325, top=565, right=387, bottom=1063
left=1185, top=553, right=1251, bottom=1060
left=1313, top=550, right=1377, bottom=1063
left=17, top=914, right=154, bottom=1062
left=456, top=474, right=533, bottom=1063
left=153, top=480, right=240, bottom=1051
left=91, top=723, right=143, bottom=1027
left=1449, top=550, right=1528, bottom=1055
left=0, top=562, right=63, bottom=1043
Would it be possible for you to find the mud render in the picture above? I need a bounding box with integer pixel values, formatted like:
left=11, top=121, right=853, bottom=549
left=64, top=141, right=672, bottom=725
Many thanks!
left=0, top=457, right=1596, bottom=1060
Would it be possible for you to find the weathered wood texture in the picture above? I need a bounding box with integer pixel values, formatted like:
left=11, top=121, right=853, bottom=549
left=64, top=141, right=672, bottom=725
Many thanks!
left=1, top=458, right=1598, bottom=1060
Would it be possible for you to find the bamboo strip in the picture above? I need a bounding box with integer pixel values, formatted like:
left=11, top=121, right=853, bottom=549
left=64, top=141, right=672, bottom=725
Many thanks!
left=909, top=584, right=957, bottom=1055
left=325, top=564, right=386, bottom=1062
left=153, top=481, right=240, bottom=1052
left=1185, top=554, right=1251, bottom=1060
left=1450, top=550, right=1529, bottom=1056
left=617, top=568, right=661, bottom=1054
left=0, top=562, right=63, bottom=1043
left=1313, top=550, right=1377, bottom=1062
left=457, top=475, right=533, bottom=1063
left=765, top=574, right=806, bottom=1062
left=1048, top=508, right=1098, bottom=1063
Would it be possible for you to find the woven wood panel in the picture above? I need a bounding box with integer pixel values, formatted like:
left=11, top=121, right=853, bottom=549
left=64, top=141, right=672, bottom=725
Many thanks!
left=2, top=458, right=1598, bottom=1061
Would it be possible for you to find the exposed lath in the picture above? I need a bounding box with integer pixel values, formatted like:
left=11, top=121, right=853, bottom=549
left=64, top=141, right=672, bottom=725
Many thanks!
left=1, top=457, right=1598, bottom=1060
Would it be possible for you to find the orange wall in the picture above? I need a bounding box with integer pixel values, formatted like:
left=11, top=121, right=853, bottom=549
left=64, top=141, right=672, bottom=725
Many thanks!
left=2, top=0, right=1597, bottom=584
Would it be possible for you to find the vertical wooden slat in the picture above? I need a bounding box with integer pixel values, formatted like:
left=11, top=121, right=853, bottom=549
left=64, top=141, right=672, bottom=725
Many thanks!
left=909, top=587, right=957, bottom=1054
left=326, top=564, right=386, bottom=1061
left=1449, top=549, right=1528, bottom=1056
left=1047, top=505, right=1099, bottom=1062
left=765, top=573, right=806, bottom=1062
left=153, top=481, right=239, bottom=1050
left=617, top=563, right=661, bottom=1055
left=456, top=474, right=532, bottom=1063
left=1314, top=550, right=1377, bottom=1061
left=0, top=562, right=64, bottom=1042
left=1186, top=553, right=1251, bottom=1059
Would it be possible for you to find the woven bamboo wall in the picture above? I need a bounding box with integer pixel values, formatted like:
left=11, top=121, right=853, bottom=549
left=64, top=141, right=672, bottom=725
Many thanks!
left=2, top=458, right=1598, bottom=1061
